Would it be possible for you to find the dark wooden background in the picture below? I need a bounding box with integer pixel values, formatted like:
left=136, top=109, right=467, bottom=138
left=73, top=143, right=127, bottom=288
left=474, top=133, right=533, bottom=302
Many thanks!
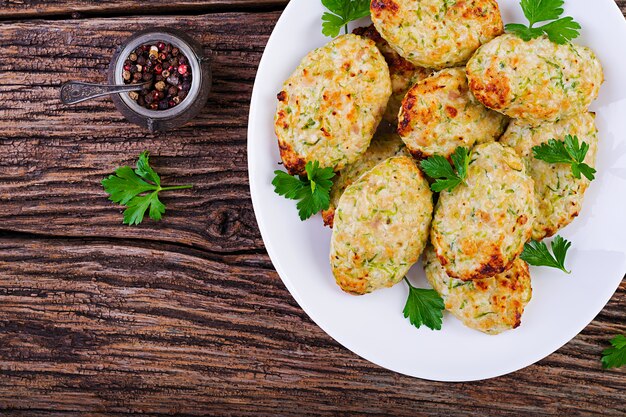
left=0, top=1, right=624, bottom=415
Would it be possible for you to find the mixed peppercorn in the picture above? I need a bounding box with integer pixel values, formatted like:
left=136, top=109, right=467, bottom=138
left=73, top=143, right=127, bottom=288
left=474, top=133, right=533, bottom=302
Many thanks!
left=122, top=42, right=192, bottom=111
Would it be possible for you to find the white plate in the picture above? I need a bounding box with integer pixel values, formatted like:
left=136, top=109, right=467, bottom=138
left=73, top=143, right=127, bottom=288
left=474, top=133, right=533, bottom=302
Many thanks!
left=248, top=0, right=626, bottom=381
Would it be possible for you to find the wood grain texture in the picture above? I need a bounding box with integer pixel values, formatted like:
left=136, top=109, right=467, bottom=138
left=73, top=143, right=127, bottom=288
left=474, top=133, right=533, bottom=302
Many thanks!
left=0, top=0, right=289, bottom=18
left=0, top=237, right=624, bottom=416
left=0, top=1, right=624, bottom=416
left=0, top=12, right=280, bottom=253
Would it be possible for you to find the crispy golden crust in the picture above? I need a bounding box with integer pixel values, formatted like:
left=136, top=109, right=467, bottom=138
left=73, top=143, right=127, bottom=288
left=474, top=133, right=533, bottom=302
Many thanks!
left=353, top=25, right=432, bottom=125
left=321, top=210, right=335, bottom=228
left=398, top=67, right=508, bottom=159
left=500, top=113, right=598, bottom=240
left=274, top=34, right=391, bottom=175
left=431, top=142, right=535, bottom=280
left=277, top=139, right=306, bottom=176
left=467, top=34, right=604, bottom=125
left=321, top=132, right=406, bottom=228
left=468, top=67, right=510, bottom=111
left=330, top=156, right=433, bottom=295
left=371, top=0, right=503, bottom=69
left=424, top=246, right=532, bottom=335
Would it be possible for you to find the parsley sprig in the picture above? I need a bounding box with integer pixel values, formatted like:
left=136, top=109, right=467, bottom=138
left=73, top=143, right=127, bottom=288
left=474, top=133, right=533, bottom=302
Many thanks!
left=321, top=0, right=371, bottom=38
left=272, top=161, right=335, bottom=221
left=602, top=334, right=626, bottom=369
left=420, top=147, right=470, bottom=193
left=532, top=135, right=596, bottom=181
left=505, top=0, right=581, bottom=44
left=520, top=235, right=572, bottom=273
left=102, top=151, right=193, bottom=226
left=403, top=278, right=445, bottom=331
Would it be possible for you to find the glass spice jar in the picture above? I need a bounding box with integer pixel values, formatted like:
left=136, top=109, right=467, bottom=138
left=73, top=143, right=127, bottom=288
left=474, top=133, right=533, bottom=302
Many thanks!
left=107, top=27, right=211, bottom=133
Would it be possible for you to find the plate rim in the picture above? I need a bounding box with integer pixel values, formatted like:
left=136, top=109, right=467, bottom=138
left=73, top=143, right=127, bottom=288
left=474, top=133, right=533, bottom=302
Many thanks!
left=247, top=0, right=626, bottom=381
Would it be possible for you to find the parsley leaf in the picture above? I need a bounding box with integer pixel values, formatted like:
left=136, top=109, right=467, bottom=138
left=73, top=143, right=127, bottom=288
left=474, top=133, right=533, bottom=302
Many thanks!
left=520, top=235, right=571, bottom=273
left=504, top=23, right=544, bottom=41
left=102, top=151, right=193, bottom=226
left=505, top=0, right=581, bottom=44
left=451, top=146, right=470, bottom=181
left=420, top=147, right=470, bottom=193
left=532, top=135, right=596, bottom=181
left=272, top=160, right=335, bottom=221
left=521, top=0, right=564, bottom=25
left=403, top=278, right=445, bottom=331
left=602, top=334, right=626, bottom=369
left=540, top=17, right=582, bottom=44
left=321, top=0, right=371, bottom=38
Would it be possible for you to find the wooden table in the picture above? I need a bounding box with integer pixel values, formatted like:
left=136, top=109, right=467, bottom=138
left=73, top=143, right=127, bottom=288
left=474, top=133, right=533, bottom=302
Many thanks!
left=0, top=1, right=624, bottom=415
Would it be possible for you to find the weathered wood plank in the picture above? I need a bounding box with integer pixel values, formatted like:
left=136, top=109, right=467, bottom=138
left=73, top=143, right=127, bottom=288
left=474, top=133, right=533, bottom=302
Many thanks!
left=0, top=12, right=282, bottom=252
left=0, top=237, right=623, bottom=416
left=0, top=3, right=624, bottom=416
left=0, top=0, right=621, bottom=18
left=0, top=0, right=289, bottom=18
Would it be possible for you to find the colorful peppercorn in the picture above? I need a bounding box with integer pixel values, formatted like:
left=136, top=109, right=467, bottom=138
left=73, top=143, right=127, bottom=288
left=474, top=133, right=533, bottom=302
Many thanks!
left=149, top=46, right=159, bottom=60
left=123, top=41, right=193, bottom=111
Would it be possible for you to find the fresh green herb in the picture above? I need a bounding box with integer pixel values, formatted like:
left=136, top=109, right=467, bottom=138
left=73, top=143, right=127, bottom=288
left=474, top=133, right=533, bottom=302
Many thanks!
left=420, top=147, right=470, bottom=193
left=403, top=278, right=445, bottom=331
left=321, top=0, right=371, bottom=38
left=303, top=118, right=316, bottom=129
left=602, top=334, right=626, bottom=369
left=532, top=134, right=596, bottom=181
left=520, top=235, right=571, bottom=273
left=272, top=160, right=335, bottom=221
left=505, top=0, right=581, bottom=44
left=102, top=151, right=193, bottom=226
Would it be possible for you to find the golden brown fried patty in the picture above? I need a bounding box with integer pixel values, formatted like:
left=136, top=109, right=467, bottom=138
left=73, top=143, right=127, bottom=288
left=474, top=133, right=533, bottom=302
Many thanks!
left=467, top=34, right=603, bottom=126
left=322, top=132, right=406, bottom=228
left=424, top=246, right=532, bottom=335
left=371, top=0, right=504, bottom=69
left=431, top=142, right=535, bottom=280
left=500, top=113, right=598, bottom=240
left=330, top=156, right=433, bottom=295
left=398, top=67, right=508, bottom=160
left=275, top=34, right=391, bottom=175
left=353, top=25, right=432, bottom=125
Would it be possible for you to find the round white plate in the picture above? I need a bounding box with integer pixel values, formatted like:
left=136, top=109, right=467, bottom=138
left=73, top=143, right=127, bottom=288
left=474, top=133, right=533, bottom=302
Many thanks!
left=248, top=0, right=626, bottom=381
